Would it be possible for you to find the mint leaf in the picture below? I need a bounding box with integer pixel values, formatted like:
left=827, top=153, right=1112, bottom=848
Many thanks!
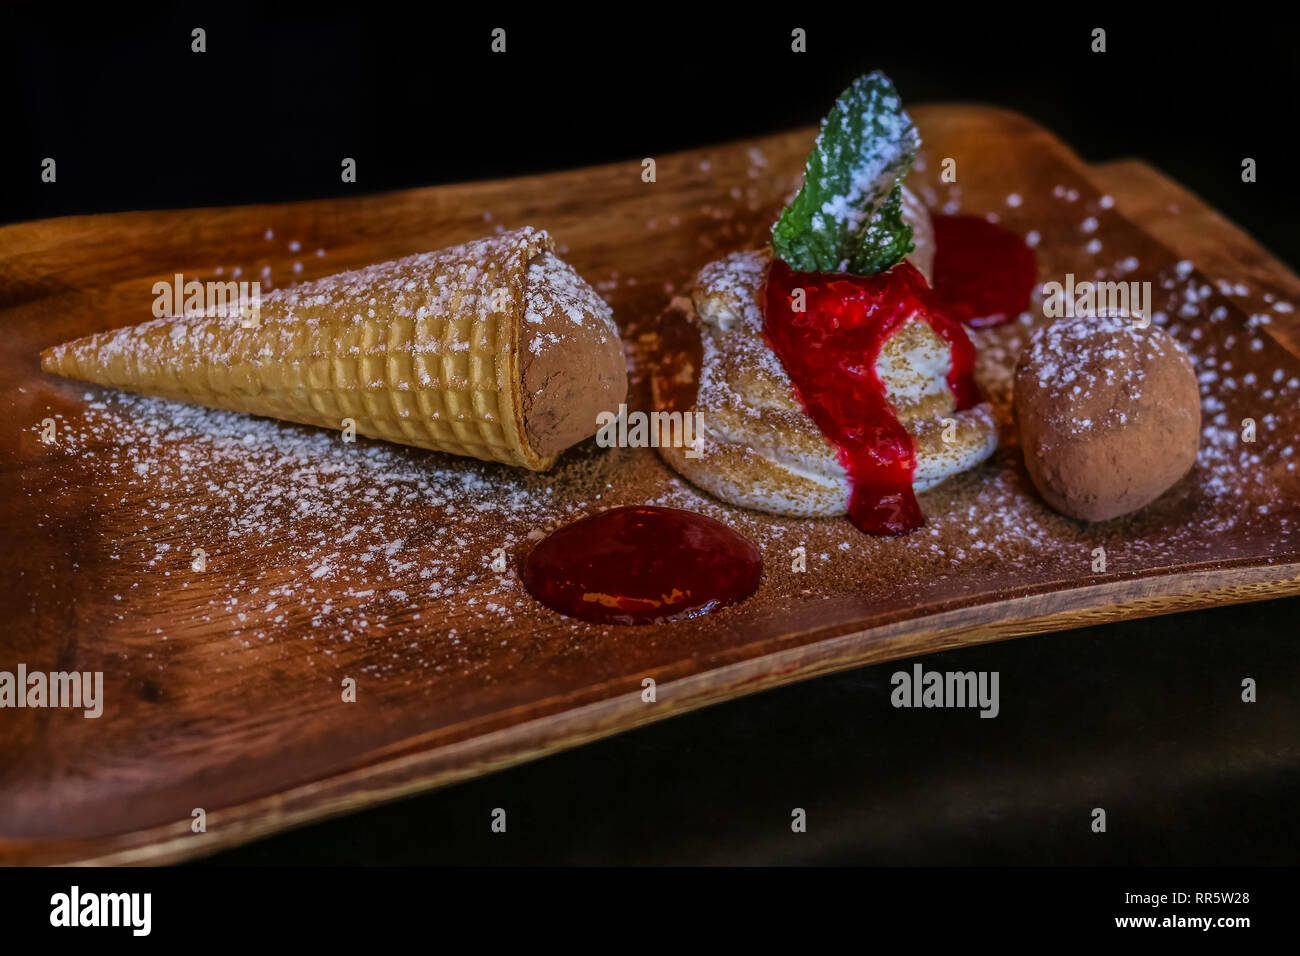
left=847, top=183, right=914, bottom=275
left=772, top=72, right=919, bottom=275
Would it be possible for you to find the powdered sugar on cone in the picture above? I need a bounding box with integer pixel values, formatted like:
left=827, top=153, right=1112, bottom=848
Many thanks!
left=41, top=227, right=585, bottom=471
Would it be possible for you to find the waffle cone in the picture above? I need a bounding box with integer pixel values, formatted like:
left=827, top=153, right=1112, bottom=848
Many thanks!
left=42, top=227, right=559, bottom=470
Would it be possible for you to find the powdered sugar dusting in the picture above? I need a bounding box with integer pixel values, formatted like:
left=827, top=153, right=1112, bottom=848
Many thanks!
left=22, top=134, right=1300, bottom=680
left=1020, top=315, right=1184, bottom=436
left=34, top=390, right=629, bottom=651
left=523, top=252, right=618, bottom=361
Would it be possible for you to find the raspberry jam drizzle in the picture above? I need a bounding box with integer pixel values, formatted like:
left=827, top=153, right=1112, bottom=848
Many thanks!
left=930, top=215, right=1036, bottom=328
left=763, top=258, right=979, bottom=536
left=521, top=506, right=762, bottom=624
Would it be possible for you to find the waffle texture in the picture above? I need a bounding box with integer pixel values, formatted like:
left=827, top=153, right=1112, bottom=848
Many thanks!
left=42, top=227, right=559, bottom=470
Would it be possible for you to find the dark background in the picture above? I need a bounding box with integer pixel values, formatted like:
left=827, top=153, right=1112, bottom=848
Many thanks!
left=4, top=5, right=1296, bottom=865
left=4, top=3, right=1296, bottom=270
left=205, top=598, right=1300, bottom=865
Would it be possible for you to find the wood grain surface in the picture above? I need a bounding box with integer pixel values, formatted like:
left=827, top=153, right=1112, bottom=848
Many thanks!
left=1, top=105, right=1297, bottom=866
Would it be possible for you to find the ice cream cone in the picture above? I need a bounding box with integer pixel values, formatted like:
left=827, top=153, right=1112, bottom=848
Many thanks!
left=41, top=227, right=621, bottom=471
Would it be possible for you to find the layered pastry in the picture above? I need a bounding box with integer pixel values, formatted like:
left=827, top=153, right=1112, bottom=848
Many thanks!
left=654, top=73, right=998, bottom=535
left=42, top=227, right=626, bottom=470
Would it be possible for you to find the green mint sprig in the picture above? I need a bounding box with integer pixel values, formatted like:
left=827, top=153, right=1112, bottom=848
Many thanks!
left=772, top=72, right=920, bottom=275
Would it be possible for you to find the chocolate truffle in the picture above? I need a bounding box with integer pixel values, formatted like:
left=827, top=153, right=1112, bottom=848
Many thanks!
left=1014, top=316, right=1200, bottom=521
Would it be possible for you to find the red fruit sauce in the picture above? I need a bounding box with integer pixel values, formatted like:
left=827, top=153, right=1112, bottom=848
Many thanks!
left=930, top=214, right=1036, bottom=328
left=763, top=258, right=980, bottom=536
left=525, top=215, right=1034, bottom=623
left=521, top=506, right=762, bottom=625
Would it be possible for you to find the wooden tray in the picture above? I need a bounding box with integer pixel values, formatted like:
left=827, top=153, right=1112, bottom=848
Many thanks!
left=2, top=105, right=1297, bottom=866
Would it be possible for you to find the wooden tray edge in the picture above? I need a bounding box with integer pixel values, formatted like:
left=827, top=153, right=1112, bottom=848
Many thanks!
left=1088, top=158, right=1300, bottom=354
left=6, top=117, right=1299, bottom=867
left=5, top=560, right=1296, bottom=866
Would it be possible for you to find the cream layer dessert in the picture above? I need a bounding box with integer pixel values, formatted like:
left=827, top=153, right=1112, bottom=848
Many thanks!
left=655, top=73, right=998, bottom=535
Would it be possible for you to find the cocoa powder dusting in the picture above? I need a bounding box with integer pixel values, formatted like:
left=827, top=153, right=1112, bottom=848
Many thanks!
left=22, top=152, right=1300, bottom=700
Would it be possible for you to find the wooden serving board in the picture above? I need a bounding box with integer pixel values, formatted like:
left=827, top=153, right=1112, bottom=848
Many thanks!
left=2, top=106, right=1298, bottom=866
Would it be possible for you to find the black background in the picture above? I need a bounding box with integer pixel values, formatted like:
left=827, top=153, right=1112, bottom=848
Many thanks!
left=4, top=4, right=1297, bottom=866
left=5, top=3, right=1296, bottom=268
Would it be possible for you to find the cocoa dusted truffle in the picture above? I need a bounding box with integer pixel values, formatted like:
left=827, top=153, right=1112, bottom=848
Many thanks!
left=1014, top=316, right=1200, bottom=521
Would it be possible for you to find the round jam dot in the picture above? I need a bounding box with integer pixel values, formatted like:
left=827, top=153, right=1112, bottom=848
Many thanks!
left=521, top=506, right=763, bottom=625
